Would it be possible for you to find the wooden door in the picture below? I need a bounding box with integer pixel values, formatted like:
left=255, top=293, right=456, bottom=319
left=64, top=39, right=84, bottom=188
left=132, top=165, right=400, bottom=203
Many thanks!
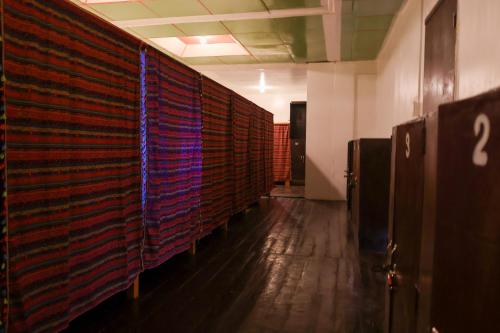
left=346, top=141, right=354, bottom=211
left=386, top=121, right=425, bottom=333
left=423, top=0, right=457, bottom=115
left=429, top=90, right=500, bottom=333
left=350, top=141, right=361, bottom=237
left=358, top=139, right=391, bottom=251
left=290, top=102, right=306, bottom=184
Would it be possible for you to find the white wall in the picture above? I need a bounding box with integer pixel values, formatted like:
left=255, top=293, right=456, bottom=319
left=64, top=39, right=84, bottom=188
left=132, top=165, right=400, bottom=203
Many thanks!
left=376, top=0, right=500, bottom=133
left=305, top=61, right=377, bottom=201
left=194, top=63, right=307, bottom=123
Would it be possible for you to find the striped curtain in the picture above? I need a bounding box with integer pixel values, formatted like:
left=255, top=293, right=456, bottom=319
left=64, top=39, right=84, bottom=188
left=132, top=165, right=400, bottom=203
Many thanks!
left=3, top=1, right=143, bottom=332
left=231, top=94, right=252, bottom=214
left=142, top=47, right=202, bottom=268
left=249, top=106, right=263, bottom=202
left=200, top=77, right=233, bottom=237
left=273, top=124, right=291, bottom=182
left=264, top=111, right=274, bottom=193
left=0, top=9, right=7, bottom=331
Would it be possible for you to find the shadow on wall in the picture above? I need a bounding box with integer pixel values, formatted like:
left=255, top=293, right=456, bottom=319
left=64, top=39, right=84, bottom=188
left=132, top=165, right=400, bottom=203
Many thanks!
left=304, top=156, right=345, bottom=201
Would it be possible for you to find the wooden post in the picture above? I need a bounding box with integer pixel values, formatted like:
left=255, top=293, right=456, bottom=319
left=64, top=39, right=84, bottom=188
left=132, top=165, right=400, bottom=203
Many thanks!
left=128, top=276, right=139, bottom=300
left=190, top=241, right=197, bottom=255
left=223, top=221, right=229, bottom=233
left=285, top=179, right=291, bottom=189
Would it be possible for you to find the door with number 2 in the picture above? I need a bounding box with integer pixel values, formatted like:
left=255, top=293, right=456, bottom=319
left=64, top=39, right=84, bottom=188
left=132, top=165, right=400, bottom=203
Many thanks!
left=429, top=89, right=500, bottom=333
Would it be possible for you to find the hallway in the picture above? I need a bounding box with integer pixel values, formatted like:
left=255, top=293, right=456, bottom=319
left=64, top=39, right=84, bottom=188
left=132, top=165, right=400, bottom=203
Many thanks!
left=65, top=198, right=385, bottom=333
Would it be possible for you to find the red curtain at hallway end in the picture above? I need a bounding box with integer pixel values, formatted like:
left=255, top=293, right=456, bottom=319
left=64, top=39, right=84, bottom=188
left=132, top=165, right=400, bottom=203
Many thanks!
left=273, top=124, right=291, bottom=182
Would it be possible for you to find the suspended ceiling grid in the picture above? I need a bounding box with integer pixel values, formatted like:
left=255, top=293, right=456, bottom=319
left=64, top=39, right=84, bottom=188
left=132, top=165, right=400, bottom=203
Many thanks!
left=341, top=0, right=404, bottom=61
left=70, top=0, right=328, bottom=65
left=70, top=0, right=405, bottom=64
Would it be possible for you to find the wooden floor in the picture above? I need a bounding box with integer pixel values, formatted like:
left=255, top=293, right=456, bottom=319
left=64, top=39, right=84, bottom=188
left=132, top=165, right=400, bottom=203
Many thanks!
left=270, top=185, right=305, bottom=198
left=64, top=198, right=385, bottom=333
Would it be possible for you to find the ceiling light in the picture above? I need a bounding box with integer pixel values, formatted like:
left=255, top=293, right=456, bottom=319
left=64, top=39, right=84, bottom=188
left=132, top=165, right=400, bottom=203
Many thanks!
left=259, top=72, right=266, bottom=94
left=199, top=36, right=208, bottom=45
left=150, top=35, right=248, bottom=58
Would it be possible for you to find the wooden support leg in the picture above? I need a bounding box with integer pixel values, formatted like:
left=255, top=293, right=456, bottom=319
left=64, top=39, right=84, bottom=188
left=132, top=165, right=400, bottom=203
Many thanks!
left=285, top=179, right=291, bottom=189
left=223, top=221, right=229, bottom=233
left=128, top=276, right=139, bottom=300
left=190, top=241, right=197, bottom=255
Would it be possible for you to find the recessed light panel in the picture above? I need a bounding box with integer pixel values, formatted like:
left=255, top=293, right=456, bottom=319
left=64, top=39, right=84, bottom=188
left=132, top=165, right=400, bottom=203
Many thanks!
left=151, top=35, right=248, bottom=58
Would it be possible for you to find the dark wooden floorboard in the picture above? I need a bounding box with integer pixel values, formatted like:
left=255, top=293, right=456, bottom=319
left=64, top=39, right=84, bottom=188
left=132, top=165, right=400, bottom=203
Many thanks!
left=64, top=198, right=385, bottom=333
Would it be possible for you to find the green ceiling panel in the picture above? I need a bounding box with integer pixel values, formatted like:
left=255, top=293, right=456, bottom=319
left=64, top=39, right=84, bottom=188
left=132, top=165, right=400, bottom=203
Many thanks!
left=142, top=0, right=210, bottom=17
left=201, top=0, right=267, bottom=14
left=353, top=0, right=403, bottom=16
left=223, top=19, right=275, bottom=34
left=175, top=22, right=228, bottom=36
left=234, top=32, right=283, bottom=46
left=341, top=0, right=403, bottom=60
left=89, top=3, right=157, bottom=20
left=342, top=14, right=355, bottom=33
left=247, top=45, right=290, bottom=56
left=255, top=54, right=293, bottom=63
left=218, top=55, right=259, bottom=64
left=341, top=33, right=353, bottom=60
left=355, top=15, right=394, bottom=31
left=352, top=30, right=388, bottom=60
left=130, top=25, right=184, bottom=38
left=184, top=57, right=224, bottom=65
left=262, top=0, right=321, bottom=10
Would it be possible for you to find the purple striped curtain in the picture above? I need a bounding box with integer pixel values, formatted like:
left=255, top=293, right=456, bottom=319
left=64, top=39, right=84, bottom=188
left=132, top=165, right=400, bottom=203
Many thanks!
left=142, top=47, right=202, bottom=268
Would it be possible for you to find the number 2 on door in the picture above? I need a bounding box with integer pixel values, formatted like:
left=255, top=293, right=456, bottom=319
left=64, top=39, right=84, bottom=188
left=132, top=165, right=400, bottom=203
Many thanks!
left=473, top=114, right=490, bottom=167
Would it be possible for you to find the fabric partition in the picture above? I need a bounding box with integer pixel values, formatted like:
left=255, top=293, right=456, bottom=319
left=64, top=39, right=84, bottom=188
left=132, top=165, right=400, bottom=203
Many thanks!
left=0, top=10, right=7, bottom=330
left=264, top=111, right=275, bottom=193
left=3, top=0, right=143, bottom=331
left=249, top=106, right=263, bottom=203
left=142, top=47, right=202, bottom=268
left=200, top=77, right=233, bottom=237
left=231, top=94, right=252, bottom=214
left=273, top=124, right=291, bottom=182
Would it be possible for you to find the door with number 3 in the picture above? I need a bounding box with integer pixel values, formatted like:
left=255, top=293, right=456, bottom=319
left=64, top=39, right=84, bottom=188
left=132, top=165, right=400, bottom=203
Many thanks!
left=386, top=120, right=425, bottom=333
left=428, top=89, right=500, bottom=333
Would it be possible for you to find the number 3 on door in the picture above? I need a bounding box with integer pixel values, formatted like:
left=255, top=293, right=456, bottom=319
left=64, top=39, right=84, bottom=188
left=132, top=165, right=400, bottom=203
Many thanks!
left=473, top=114, right=490, bottom=167
left=405, top=133, right=410, bottom=159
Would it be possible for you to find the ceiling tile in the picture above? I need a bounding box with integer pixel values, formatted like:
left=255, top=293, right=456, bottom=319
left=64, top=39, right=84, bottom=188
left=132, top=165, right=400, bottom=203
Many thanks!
left=175, top=22, right=228, bottom=36
left=341, top=33, right=353, bottom=60
left=342, top=0, right=354, bottom=14
left=247, top=44, right=290, bottom=56
left=218, top=55, right=259, bottom=64
left=354, top=15, right=394, bottom=31
left=262, top=0, right=321, bottom=10
left=130, top=25, right=184, bottom=38
left=352, top=30, right=387, bottom=60
left=342, top=14, right=355, bottom=33
left=89, top=2, right=157, bottom=20
left=201, top=0, right=267, bottom=14
left=234, top=32, right=283, bottom=46
left=142, top=0, right=210, bottom=17
left=184, top=57, right=225, bottom=65
left=353, top=0, right=403, bottom=16
left=255, top=54, right=293, bottom=63
left=223, top=19, right=275, bottom=34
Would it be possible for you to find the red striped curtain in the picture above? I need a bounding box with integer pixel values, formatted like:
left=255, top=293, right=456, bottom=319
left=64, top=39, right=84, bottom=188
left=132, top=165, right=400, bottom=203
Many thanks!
left=4, top=1, right=143, bottom=331
left=264, top=111, right=275, bottom=193
left=249, top=106, right=263, bottom=201
left=273, top=124, right=291, bottom=182
left=0, top=8, right=7, bottom=330
left=231, top=94, right=252, bottom=213
left=200, top=77, right=233, bottom=237
left=142, top=47, right=202, bottom=268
